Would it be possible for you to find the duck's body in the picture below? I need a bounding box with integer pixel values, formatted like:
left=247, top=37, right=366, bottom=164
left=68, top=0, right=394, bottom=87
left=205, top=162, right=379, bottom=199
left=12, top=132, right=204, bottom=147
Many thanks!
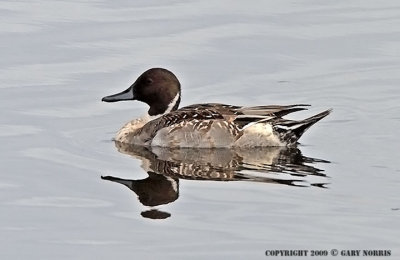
left=102, top=68, right=331, bottom=148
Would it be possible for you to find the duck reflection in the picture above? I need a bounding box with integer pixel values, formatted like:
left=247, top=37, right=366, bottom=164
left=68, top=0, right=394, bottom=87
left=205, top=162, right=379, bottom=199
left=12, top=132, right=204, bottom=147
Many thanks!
left=102, top=142, right=329, bottom=219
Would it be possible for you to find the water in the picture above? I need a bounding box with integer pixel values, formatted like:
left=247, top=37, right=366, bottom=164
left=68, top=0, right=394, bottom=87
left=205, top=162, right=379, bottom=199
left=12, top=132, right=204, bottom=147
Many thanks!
left=1, top=1, right=399, bottom=259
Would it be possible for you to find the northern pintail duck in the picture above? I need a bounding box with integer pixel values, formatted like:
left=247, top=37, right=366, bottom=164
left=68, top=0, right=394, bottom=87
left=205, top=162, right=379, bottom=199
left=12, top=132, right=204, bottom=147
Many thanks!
left=102, top=68, right=331, bottom=148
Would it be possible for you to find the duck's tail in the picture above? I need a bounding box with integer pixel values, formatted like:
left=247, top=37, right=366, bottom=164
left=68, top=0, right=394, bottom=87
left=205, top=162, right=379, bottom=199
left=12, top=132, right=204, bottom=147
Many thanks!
left=291, top=109, right=332, bottom=141
left=273, top=109, right=332, bottom=146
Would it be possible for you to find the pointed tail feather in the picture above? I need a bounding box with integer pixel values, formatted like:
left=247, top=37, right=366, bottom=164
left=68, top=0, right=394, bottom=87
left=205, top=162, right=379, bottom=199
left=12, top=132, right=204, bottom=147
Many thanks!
left=292, top=109, right=332, bottom=140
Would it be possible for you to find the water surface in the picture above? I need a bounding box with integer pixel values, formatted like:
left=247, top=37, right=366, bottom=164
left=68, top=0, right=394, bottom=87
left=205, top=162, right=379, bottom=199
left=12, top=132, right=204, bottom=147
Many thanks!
left=1, top=1, right=399, bottom=259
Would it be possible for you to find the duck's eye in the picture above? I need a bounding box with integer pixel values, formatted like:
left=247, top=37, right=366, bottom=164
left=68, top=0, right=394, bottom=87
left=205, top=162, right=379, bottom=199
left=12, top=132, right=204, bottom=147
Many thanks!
left=145, top=78, right=153, bottom=84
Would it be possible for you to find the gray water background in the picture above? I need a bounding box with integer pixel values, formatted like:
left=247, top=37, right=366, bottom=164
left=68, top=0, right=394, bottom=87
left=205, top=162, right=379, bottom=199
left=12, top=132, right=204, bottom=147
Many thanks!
left=1, top=1, right=399, bottom=259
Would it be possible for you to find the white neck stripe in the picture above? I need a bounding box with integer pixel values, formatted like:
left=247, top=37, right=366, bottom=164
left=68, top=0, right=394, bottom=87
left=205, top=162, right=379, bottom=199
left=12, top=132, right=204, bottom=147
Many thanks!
left=164, top=93, right=180, bottom=115
left=141, top=93, right=180, bottom=123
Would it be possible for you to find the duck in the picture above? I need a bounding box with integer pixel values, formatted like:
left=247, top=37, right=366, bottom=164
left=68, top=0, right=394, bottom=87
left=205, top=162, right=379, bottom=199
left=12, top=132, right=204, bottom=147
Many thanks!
left=102, top=68, right=331, bottom=148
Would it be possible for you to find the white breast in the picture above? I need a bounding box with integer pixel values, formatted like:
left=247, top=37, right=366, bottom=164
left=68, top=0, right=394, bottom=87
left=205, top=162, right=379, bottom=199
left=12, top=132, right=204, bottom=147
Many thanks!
left=115, top=114, right=157, bottom=143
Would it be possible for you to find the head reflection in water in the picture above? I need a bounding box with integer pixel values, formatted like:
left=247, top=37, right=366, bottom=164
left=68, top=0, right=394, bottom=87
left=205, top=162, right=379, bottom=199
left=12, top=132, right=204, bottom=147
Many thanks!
left=102, top=142, right=330, bottom=219
left=101, top=173, right=178, bottom=220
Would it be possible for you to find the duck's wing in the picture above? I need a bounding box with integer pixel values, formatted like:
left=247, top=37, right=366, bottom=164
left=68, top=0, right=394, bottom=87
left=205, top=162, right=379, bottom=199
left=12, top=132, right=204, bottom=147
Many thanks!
left=137, top=105, right=227, bottom=143
left=191, top=103, right=311, bottom=128
left=181, top=103, right=309, bottom=117
left=143, top=103, right=311, bottom=134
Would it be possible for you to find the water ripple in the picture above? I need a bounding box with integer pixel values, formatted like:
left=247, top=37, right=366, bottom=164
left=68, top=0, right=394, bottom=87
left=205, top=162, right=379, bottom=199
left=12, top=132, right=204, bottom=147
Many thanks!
left=10, top=196, right=112, bottom=208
